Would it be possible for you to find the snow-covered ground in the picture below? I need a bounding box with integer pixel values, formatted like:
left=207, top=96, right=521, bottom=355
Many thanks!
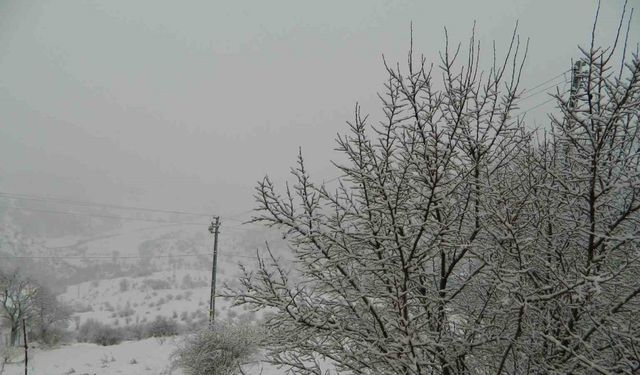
left=1, top=337, right=280, bottom=375
left=59, top=269, right=253, bottom=327
left=3, top=337, right=179, bottom=375
left=1, top=222, right=281, bottom=374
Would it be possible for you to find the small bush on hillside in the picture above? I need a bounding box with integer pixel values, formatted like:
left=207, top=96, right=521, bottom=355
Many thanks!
left=119, top=278, right=130, bottom=292
left=71, top=303, right=93, bottom=313
left=1, top=346, right=24, bottom=374
left=182, top=275, right=209, bottom=289
left=118, top=318, right=184, bottom=341
left=77, top=319, right=101, bottom=342
left=172, top=322, right=261, bottom=375
left=31, top=324, right=71, bottom=346
left=181, top=274, right=195, bottom=289
left=184, top=316, right=209, bottom=333
left=180, top=311, right=190, bottom=322
left=103, top=302, right=115, bottom=312
left=77, top=319, right=124, bottom=346
left=117, top=306, right=135, bottom=318
left=146, top=316, right=180, bottom=337
left=125, top=323, right=147, bottom=341
left=29, top=287, right=73, bottom=346
left=93, top=325, right=123, bottom=346
left=142, top=278, right=171, bottom=290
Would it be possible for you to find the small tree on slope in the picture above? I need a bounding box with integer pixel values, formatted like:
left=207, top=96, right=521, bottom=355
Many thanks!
left=0, top=268, right=37, bottom=347
left=227, top=9, right=640, bottom=375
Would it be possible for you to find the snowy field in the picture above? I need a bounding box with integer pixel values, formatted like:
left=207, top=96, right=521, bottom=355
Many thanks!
left=0, top=222, right=276, bottom=374
left=2, top=337, right=280, bottom=375
left=59, top=269, right=248, bottom=328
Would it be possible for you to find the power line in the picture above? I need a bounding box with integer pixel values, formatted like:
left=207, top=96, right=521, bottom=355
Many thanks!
left=0, top=254, right=208, bottom=259
left=516, top=69, right=574, bottom=118
left=0, top=253, right=257, bottom=260
left=520, top=80, right=567, bottom=101
left=221, top=209, right=255, bottom=223
left=517, top=95, right=564, bottom=118
left=522, top=69, right=571, bottom=96
left=0, top=191, right=253, bottom=223
left=1, top=68, right=576, bottom=239
left=0, top=205, right=207, bottom=226
left=324, top=175, right=344, bottom=184
left=512, top=68, right=572, bottom=118
left=515, top=69, right=571, bottom=103
left=0, top=191, right=212, bottom=218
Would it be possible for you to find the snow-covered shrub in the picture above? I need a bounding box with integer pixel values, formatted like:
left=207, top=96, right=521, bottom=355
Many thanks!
left=0, top=346, right=22, bottom=375
left=172, top=322, right=261, bottom=375
left=117, top=305, right=134, bottom=318
left=125, top=323, right=147, bottom=341
left=30, top=322, right=70, bottom=347
left=181, top=274, right=207, bottom=289
left=142, top=278, right=171, bottom=291
left=103, top=302, right=114, bottom=312
left=92, top=325, right=123, bottom=346
left=119, top=278, right=129, bottom=292
left=71, top=303, right=93, bottom=313
left=145, top=316, right=179, bottom=338
left=77, top=319, right=124, bottom=346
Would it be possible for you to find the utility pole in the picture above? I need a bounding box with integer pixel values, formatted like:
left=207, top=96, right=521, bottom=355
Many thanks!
left=564, top=60, right=585, bottom=161
left=568, top=60, right=585, bottom=115
left=22, top=318, right=27, bottom=375
left=208, top=216, right=220, bottom=329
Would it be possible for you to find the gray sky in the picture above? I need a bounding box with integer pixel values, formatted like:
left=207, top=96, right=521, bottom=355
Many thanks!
left=1, top=0, right=637, bottom=218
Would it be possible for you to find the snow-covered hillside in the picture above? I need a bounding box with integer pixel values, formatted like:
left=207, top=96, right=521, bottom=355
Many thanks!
left=59, top=269, right=256, bottom=328
left=1, top=219, right=282, bottom=374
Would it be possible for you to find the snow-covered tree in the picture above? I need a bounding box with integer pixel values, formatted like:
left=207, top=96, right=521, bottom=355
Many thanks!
left=514, top=7, right=640, bottom=372
left=0, top=267, right=70, bottom=347
left=227, top=8, right=639, bottom=375
left=29, top=286, right=71, bottom=346
left=0, top=268, right=38, bottom=347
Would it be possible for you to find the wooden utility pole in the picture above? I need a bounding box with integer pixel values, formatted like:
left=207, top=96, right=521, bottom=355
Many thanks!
left=208, top=216, right=220, bottom=329
left=22, top=318, right=27, bottom=375
left=568, top=60, right=585, bottom=113
left=564, top=60, right=585, bottom=162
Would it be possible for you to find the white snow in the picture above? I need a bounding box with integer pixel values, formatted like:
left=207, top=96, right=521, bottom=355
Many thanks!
left=3, top=337, right=180, bottom=375
left=2, top=337, right=281, bottom=375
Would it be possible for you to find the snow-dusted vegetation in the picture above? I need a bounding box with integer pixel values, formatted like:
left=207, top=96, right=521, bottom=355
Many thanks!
left=0, top=224, right=270, bottom=374
left=226, top=14, right=640, bottom=375
left=1, top=2, right=638, bottom=375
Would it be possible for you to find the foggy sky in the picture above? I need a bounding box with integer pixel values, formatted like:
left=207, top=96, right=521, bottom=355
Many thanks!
left=1, top=0, right=637, bottom=219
